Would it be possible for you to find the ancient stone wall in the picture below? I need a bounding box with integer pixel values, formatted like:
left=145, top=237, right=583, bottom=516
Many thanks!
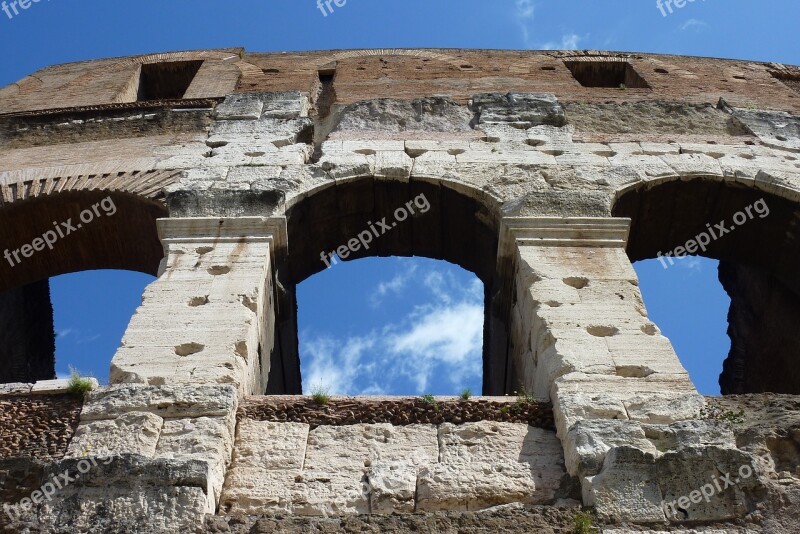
left=0, top=49, right=799, bottom=533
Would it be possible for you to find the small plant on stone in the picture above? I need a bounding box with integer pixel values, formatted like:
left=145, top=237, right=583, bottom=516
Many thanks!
left=66, top=367, right=95, bottom=398
left=310, top=384, right=331, bottom=405
left=420, top=394, right=440, bottom=411
left=720, top=409, right=746, bottom=425
left=515, top=388, right=537, bottom=407
left=573, top=510, right=596, bottom=534
left=460, top=388, right=472, bottom=400
left=701, top=405, right=746, bottom=426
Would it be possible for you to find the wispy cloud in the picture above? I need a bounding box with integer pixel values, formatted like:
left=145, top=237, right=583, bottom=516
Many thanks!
left=513, top=1, right=584, bottom=50
left=680, top=19, right=707, bottom=32
left=301, top=264, right=484, bottom=395
left=514, top=0, right=536, bottom=47
left=387, top=301, right=483, bottom=392
left=302, top=335, right=377, bottom=395
left=541, top=33, right=584, bottom=50
left=57, top=328, right=73, bottom=339
left=371, top=263, right=418, bottom=307
left=56, top=328, right=101, bottom=345
left=675, top=256, right=703, bottom=272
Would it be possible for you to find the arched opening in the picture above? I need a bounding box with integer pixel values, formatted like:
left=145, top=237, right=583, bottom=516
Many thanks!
left=613, top=178, right=800, bottom=394
left=297, top=256, right=484, bottom=396
left=0, top=190, right=166, bottom=383
left=272, top=177, right=513, bottom=395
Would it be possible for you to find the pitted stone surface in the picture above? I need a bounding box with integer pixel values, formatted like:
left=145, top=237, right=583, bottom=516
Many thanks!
left=65, top=412, right=163, bottom=458
left=79, top=384, right=237, bottom=421
left=154, top=414, right=237, bottom=504
left=300, top=423, right=437, bottom=515
left=219, top=420, right=309, bottom=515
left=417, top=422, right=565, bottom=511
left=4, top=455, right=213, bottom=533
left=219, top=420, right=565, bottom=517
left=474, top=93, right=567, bottom=128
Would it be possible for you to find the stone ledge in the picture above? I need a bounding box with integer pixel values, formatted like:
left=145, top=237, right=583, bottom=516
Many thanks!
left=79, top=384, right=238, bottom=422
left=30, top=378, right=100, bottom=395
left=0, top=383, right=33, bottom=395
left=238, top=396, right=555, bottom=429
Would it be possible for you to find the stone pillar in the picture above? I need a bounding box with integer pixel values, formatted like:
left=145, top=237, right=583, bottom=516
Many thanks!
left=41, top=217, right=286, bottom=529
left=109, top=216, right=284, bottom=396
left=0, top=280, right=56, bottom=383
left=504, top=217, right=706, bottom=519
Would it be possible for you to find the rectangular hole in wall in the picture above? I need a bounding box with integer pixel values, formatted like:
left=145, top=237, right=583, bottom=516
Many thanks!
left=564, top=59, right=650, bottom=89
left=318, top=68, right=336, bottom=84
left=137, top=60, right=204, bottom=101
left=315, top=68, right=337, bottom=120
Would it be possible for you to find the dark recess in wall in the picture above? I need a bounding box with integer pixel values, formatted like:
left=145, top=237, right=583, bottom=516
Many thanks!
left=137, top=61, right=204, bottom=101
left=564, top=60, right=650, bottom=89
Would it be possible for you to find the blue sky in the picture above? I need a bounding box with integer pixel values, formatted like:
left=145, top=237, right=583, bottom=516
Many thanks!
left=2, top=1, right=798, bottom=395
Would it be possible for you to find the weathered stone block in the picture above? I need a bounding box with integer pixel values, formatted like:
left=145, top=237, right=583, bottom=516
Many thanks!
left=474, top=93, right=567, bottom=128
left=79, top=385, right=237, bottom=421
left=416, top=422, right=564, bottom=511
left=219, top=421, right=309, bottom=515
left=65, top=412, right=163, bottom=458
left=215, top=93, right=264, bottom=120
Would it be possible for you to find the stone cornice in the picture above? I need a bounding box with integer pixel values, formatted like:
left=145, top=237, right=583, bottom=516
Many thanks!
left=503, top=217, right=631, bottom=248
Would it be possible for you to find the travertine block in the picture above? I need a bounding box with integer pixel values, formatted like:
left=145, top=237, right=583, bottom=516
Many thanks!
left=219, top=421, right=309, bottom=515
left=416, top=422, right=564, bottom=511
left=65, top=412, right=163, bottom=458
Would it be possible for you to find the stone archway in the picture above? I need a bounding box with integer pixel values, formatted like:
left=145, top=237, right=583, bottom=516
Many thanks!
left=271, top=175, right=513, bottom=395
left=0, top=184, right=169, bottom=383
left=613, top=176, right=800, bottom=393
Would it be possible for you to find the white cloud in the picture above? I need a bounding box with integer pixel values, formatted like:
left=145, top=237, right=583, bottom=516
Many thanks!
left=513, top=1, right=584, bottom=51
left=57, top=328, right=73, bottom=339
left=55, top=328, right=100, bottom=344
left=514, top=0, right=536, bottom=47
left=674, top=256, right=703, bottom=273
left=301, top=263, right=485, bottom=395
left=387, top=302, right=483, bottom=391
left=541, top=33, right=584, bottom=50
left=681, top=19, right=707, bottom=32
left=301, top=334, right=377, bottom=395
left=371, top=263, right=418, bottom=307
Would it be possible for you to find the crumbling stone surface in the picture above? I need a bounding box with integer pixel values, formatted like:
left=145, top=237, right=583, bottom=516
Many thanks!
left=473, top=92, right=567, bottom=128
left=331, top=96, right=474, bottom=135
left=219, top=420, right=568, bottom=516
left=725, top=103, right=800, bottom=152
left=564, top=101, right=751, bottom=139
left=2, top=455, right=211, bottom=534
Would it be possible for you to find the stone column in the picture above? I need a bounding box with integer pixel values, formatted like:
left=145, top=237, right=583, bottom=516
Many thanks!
left=0, top=280, right=56, bottom=383
left=109, top=216, right=285, bottom=396
left=504, top=217, right=705, bottom=518
left=36, top=217, right=287, bottom=530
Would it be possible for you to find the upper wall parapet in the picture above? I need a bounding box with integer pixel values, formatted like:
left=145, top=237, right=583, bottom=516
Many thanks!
left=1, top=48, right=799, bottom=117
